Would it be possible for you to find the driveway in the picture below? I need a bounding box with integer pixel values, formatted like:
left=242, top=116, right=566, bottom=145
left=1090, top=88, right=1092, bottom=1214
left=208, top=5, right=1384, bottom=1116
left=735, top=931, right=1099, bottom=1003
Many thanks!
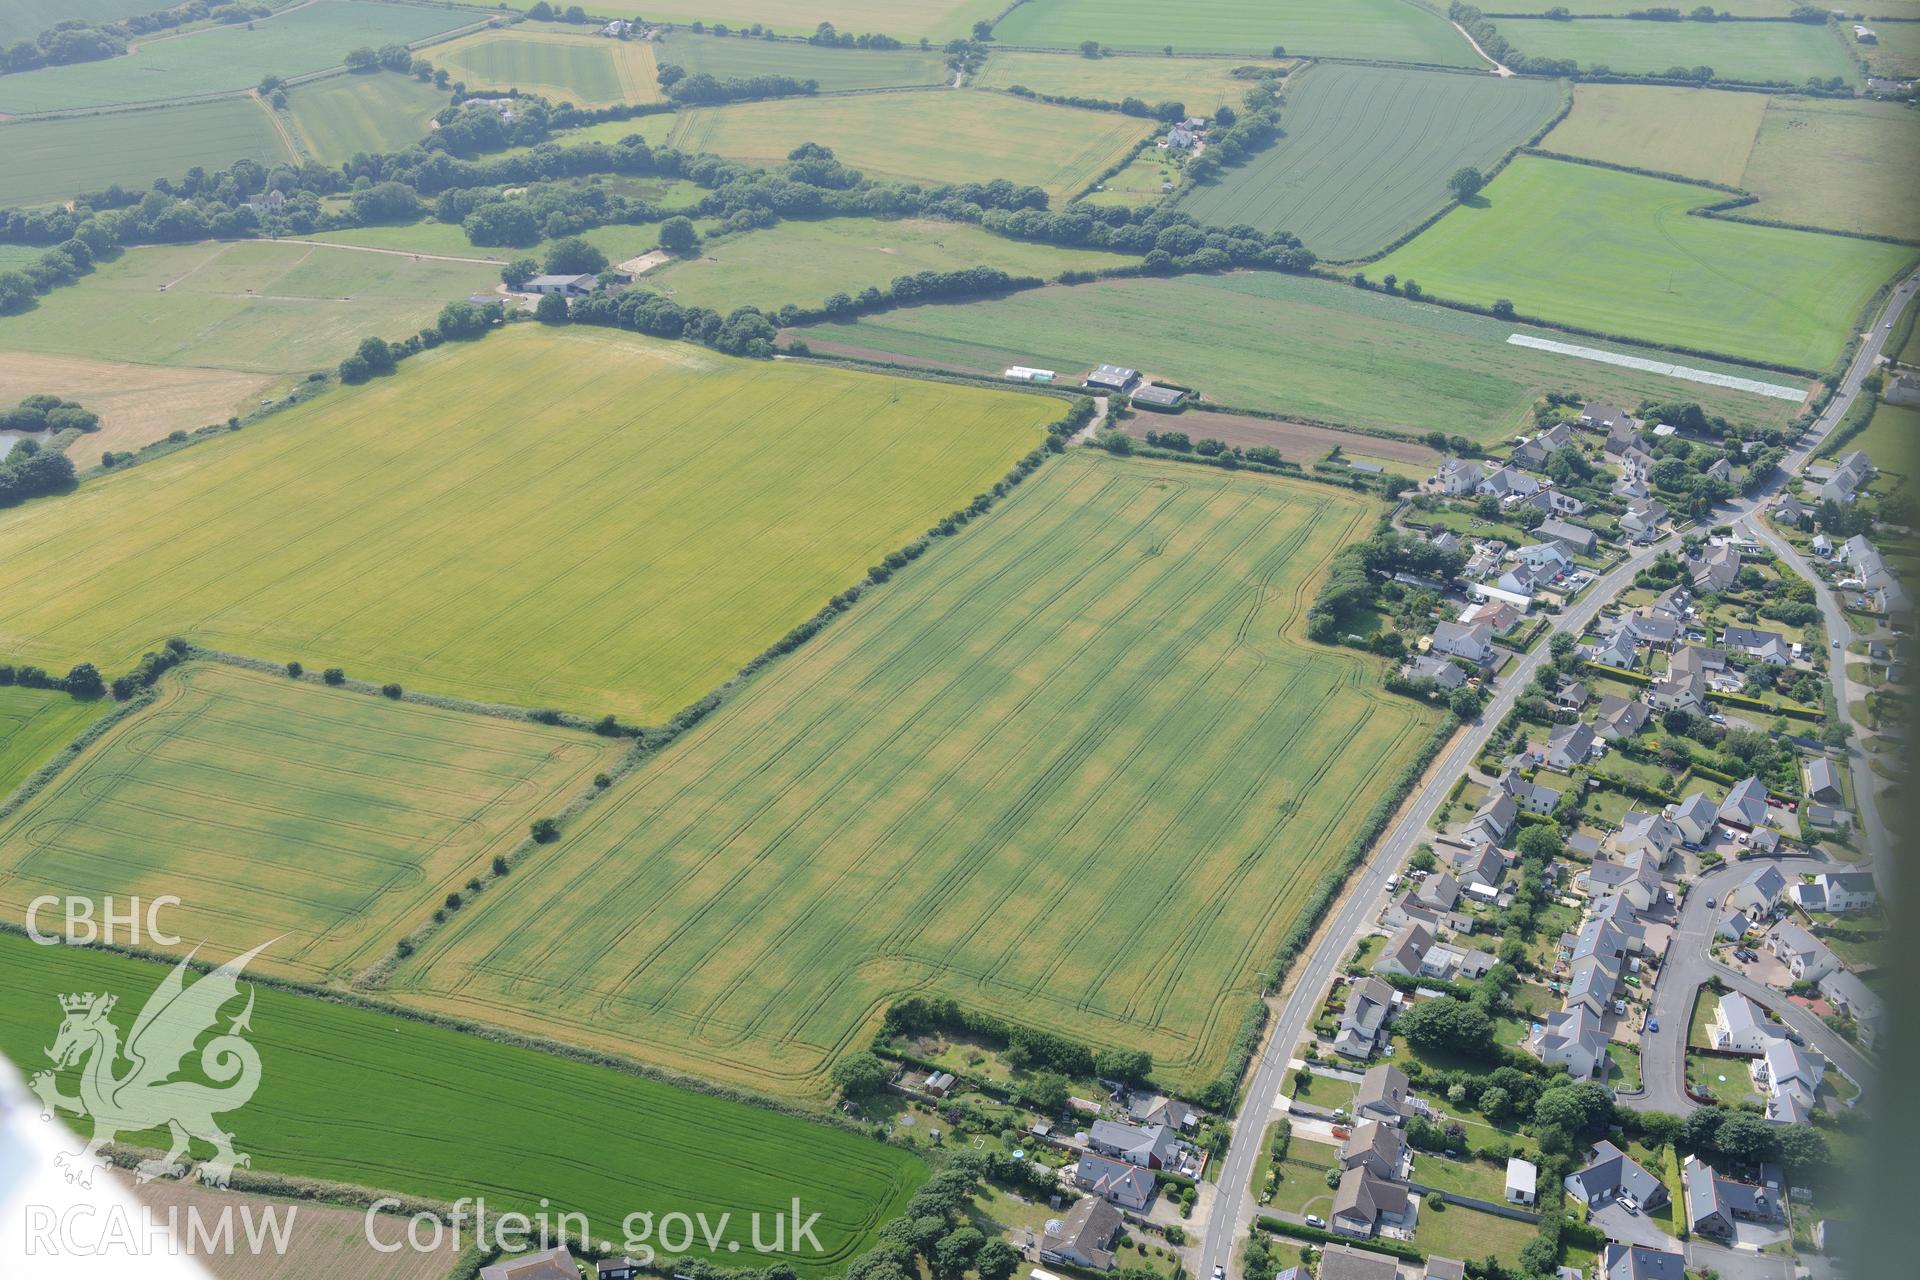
left=1589, top=1200, right=1680, bottom=1252
left=1687, top=1239, right=1796, bottom=1280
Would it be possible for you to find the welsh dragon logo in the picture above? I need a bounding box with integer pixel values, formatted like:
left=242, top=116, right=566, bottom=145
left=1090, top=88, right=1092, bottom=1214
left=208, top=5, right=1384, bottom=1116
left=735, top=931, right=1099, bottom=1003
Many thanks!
left=30, top=941, right=270, bottom=1190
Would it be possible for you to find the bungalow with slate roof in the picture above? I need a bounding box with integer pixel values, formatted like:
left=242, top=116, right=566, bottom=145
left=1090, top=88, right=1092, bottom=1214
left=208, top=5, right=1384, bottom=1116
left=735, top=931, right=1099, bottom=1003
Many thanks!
left=1625, top=614, right=1683, bottom=649
left=1513, top=422, right=1573, bottom=469
left=1537, top=518, right=1597, bottom=556
left=1353, top=1064, right=1411, bottom=1126
left=1565, top=1141, right=1669, bottom=1210
left=1772, top=493, right=1806, bottom=526
left=1373, top=923, right=1435, bottom=979
left=1721, top=626, right=1791, bottom=667
left=1075, top=1154, right=1157, bottom=1212
left=1451, top=843, right=1507, bottom=890
left=1803, top=756, right=1842, bottom=805
left=1728, top=865, right=1787, bottom=917
left=1620, top=498, right=1667, bottom=541
left=1340, top=1120, right=1408, bottom=1180
left=1431, top=621, right=1495, bottom=666
left=1711, top=992, right=1781, bottom=1055
left=1716, top=908, right=1753, bottom=940
left=1647, top=668, right=1707, bottom=716
left=1424, top=1259, right=1466, bottom=1280
left=1581, top=852, right=1662, bottom=912
left=523, top=273, right=598, bottom=297
left=1331, top=1166, right=1414, bottom=1238
left=1402, top=654, right=1467, bottom=690
left=1477, top=465, right=1540, bottom=503
left=1498, top=767, right=1561, bottom=816
left=1529, top=1005, right=1607, bottom=1079
left=1820, top=451, right=1873, bottom=504
left=1088, top=1119, right=1177, bottom=1169
left=1666, top=792, right=1719, bottom=847
left=1380, top=891, right=1469, bottom=937
left=1602, top=1244, right=1686, bottom=1280
left=1612, top=810, right=1683, bottom=864
left=1684, top=1156, right=1783, bottom=1239
left=1319, top=1243, right=1402, bottom=1280
left=1336, top=976, right=1399, bottom=1060
left=1417, top=870, right=1463, bottom=910
left=1765, top=921, right=1837, bottom=983
left=1546, top=721, right=1598, bottom=769
left=1590, top=630, right=1639, bottom=671
left=1041, top=1195, right=1122, bottom=1271
left=482, top=1249, right=583, bottom=1280
left=1718, top=777, right=1768, bottom=830
left=1692, top=544, right=1741, bottom=593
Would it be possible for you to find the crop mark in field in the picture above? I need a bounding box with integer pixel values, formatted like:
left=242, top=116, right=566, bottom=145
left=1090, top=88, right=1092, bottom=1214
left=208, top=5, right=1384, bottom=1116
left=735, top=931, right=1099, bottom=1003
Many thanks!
left=1504, top=334, right=1808, bottom=401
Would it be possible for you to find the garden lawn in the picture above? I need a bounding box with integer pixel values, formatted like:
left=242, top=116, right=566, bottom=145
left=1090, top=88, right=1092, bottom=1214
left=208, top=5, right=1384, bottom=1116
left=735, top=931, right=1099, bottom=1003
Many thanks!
left=664, top=90, right=1153, bottom=205
left=645, top=217, right=1139, bottom=311
left=0, top=935, right=922, bottom=1275
left=994, top=0, right=1481, bottom=64
left=1738, top=95, right=1920, bottom=240
left=1688, top=1052, right=1762, bottom=1106
left=1369, top=155, right=1915, bottom=371
left=0, top=663, right=624, bottom=983
left=0, top=240, right=500, bottom=375
left=973, top=50, right=1290, bottom=112
left=283, top=71, right=449, bottom=166
left=1413, top=1201, right=1539, bottom=1266
left=0, top=98, right=294, bottom=209
left=789, top=271, right=1803, bottom=440
left=425, top=29, right=662, bottom=109
left=1543, top=83, right=1768, bottom=187
left=1410, top=1154, right=1507, bottom=1202
left=390, top=452, right=1439, bottom=1099
left=1266, top=1142, right=1338, bottom=1217
left=0, top=685, right=105, bottom=801
left=1177, top=62, right=1564, bottom=260
left=653, top=29, right=949, bottom=90
left=0, top=326, right=1055, bottom=719
left=1489, top=16, right=1862, bottom=85
left=0, top=1, right=478, bottom=113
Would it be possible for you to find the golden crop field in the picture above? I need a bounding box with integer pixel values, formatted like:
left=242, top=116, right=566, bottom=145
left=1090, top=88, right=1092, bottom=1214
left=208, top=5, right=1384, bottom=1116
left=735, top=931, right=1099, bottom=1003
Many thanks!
left=391, top=452, right=1439, bottom=1098
left=0, top=663, right=622, bottom=982
left=0, top=327, right=1055, bottom=719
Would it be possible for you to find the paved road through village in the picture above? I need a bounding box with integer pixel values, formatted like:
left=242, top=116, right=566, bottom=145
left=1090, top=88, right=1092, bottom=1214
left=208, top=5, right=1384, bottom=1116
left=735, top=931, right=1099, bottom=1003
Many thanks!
left=1197, top=270, right=1918, bottom=1280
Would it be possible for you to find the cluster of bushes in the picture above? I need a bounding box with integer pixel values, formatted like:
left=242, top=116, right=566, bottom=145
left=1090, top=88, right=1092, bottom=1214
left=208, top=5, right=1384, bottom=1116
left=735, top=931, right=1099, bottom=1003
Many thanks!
left=0, top=439, right=76, bottom=509
left=0, top=661, right=105, bottom=699
left=1307, top=530, right=1466, bottom=646
left=107, top=637, right=191, bottom=701
left=983, top=201, right=1314, bottom=273
left=658, top=63, right=820, bottom=104
left=1001, top=83, right=1192, bottom=123
left=807, top=22, right=904, bottom=49
left=0, top=395, right=98, bottom=436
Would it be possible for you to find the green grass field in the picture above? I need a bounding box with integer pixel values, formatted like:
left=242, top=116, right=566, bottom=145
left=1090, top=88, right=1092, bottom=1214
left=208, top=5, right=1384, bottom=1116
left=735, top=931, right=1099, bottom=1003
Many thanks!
left=1490, top=0, right=1795, bottom=11
left=0, top=98, right=294, bottom=209
left=0, top=0, right=181, bottom=42
left=1490, top=16, right=1861, bottom=85
left=1853, top=400, right=1919, bottom=473
left=283, top=71, right=448, bottom=166
left=994, top=0, right=1481, bottom=64
left=1739, top=95, right=1920, bottom=239
left=0, top=935, right=923, bottom=1274
left=790, top=271, right=1803, bottom=438
left=0, top=685, right=105, bottom=802
left=1859, top=19, right=1920, bottom=77
left=0, top=327, right=1054, bottom=718
left=0, top=1, right=477, bottom=114
left=494, top=0, right=1001, bottom=39
left=308, top=217, right=692, bottom=266
left=665, top=90, right=1152, bottom=204
left=654, top=28, right=950, bottom=90
left=1370, top=155, right=1914, bottom=370
left=973, top=50, right=1290, bottom=112
left=645, top=216, right=1139, bottom=311
left=391, top=451, right=1439, bottom=1099
left=0, top=240, right=499, bottom=375
left=1177, top=63, right=1564, bottom=261
left=1544, top=83, right=1769, bottom=186
left=427, top=28, right=661, bottom=108
left=0, top=664, right=623, bottom=983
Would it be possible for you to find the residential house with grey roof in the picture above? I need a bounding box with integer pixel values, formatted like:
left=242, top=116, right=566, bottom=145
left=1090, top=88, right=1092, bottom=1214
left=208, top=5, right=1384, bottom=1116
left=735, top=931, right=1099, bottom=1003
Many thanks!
left=1431, top=620, right=1495, bottom=666
left=1718, top=776, right=1768, bottom=829
left=1041, top=1194, right=1122, bottom=1270
left=1087, top=1119, right=1177, bottom=1169
left=1336, top=976, right=1399, bottom=1060
left=1318, top=1242, right=1402, bottom=1280
left=1546, top=721, right=1598, bottom=769
left=1354, top=1063, right=1411, bottom=1126
left=1373, top=922, right=1435, bottom=980
left=1602, top=1244, right=1686, bottom=1280
left=1666, top=791, right=1719, bottom=846
left=1612, top=810, right=1683, bottom=865
left=1765, top=921, right=1837, bottom=983
left=1728, top=864, right=1788, bottom=917
left=1339, top=1120, right=1407, bottom=1181
left=1075, top=1154, right=1158, bottom=1212
left=1803, top=756, right=1842, bottom=805
left=1593, top=694, right=1649, bottom=739
left=1565, top=1141, right=1668, bottom=1210
left=1529, top=1005, right=1607, bottom=1080
left=1538, top=518, right=1597, bottom=556
left=1331, top=1166, right=1413, bottom=1238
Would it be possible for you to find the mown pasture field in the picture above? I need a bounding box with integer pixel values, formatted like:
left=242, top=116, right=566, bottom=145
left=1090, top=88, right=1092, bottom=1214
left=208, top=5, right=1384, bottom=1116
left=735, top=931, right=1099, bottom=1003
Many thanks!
left=392, top=451, right=1440, bottom=1099
left=283, top=71, right=449, bottom=165
left=0, top=685, right=105, bottom=802
left=665, top=90, right=1153, bottom=204
left=654, top=28, right=950, bottom=90
left=308, top=217, right=694, bottom=266
left=972, top=50, right=1291, bottom=112
left=0, top=663, right=623, bottom=983
left=1852, top=401, right=1919, bottom=473
left=1738, top=95, right=1920, bottom=239
left=0, top=350, right=276, bottom=460
left=0, top=240, right=499, bottom=375
left=1369, top=155, right=1914, bottom=371
left=0, top=98, right=293, bottom=209
left=0, top=1, right=478, bottom=114
left=994, top=0, right=1480, bottom=64
left=520, top=112, right=678, bottom=149
left=1488, top=16, right=1860, bottom=85
left=0, top=935, right=925, bottom=1274
left=426, top=28, right=661, bottom=108
left=491, top=0, right=1001, bottom=39
left=1176, top=63, right=1564, bottom=261
left=0, top=327, right=1055, bottom=718
left=644, top=216, right=1139, bottom=311
left=788, top=271, right=1803, bottom=439
left=1543, top=83, right=1769, bottom=186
